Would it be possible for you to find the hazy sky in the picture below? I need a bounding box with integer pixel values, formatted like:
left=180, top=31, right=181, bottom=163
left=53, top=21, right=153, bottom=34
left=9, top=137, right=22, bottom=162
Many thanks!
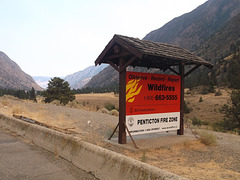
left=0, top=0, right=208, bottom=77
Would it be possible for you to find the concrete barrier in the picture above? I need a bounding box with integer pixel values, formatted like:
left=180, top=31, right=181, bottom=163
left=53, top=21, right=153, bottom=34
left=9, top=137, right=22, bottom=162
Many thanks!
left=0, top=114, right=186, bottom=180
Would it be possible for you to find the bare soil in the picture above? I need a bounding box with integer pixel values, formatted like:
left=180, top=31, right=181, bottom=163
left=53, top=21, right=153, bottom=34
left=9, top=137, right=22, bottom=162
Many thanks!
left=0, top=91, right=239, bottom=180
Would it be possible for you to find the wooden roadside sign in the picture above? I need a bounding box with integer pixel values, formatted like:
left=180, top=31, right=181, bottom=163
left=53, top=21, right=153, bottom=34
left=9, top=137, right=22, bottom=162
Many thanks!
left=95, top=34, right=213, bottom=144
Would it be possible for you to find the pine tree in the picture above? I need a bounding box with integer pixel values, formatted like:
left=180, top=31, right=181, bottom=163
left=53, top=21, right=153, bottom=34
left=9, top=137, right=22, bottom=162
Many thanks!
left=42, top=77, right=75, bottom=105
left=29, top=87, right=37, bottom=102
left=220, top=90, right=240, bottom=133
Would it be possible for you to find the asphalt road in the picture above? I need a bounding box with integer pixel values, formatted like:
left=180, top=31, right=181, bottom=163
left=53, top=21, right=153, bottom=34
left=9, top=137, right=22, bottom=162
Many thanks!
left=0, top=127, right=97, bottom=180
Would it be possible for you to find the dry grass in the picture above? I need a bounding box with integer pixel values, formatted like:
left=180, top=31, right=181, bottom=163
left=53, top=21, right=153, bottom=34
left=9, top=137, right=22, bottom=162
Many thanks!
left=199, top=131, right=217, bottom=146
left=123, top=140, right=240, bottom=180
left=0, top=91, right=239, bottom=180
left=185, top=88, right=230, bottom=124
left=75, top=93, right=119, bottom=111
left=12, top=105, right=26, bottom=115
left=1, top=100, right=10, bottom=106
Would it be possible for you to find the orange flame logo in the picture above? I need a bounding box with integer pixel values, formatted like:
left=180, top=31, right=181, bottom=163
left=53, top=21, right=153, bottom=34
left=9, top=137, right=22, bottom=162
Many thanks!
left=126, top=79, right=143, bottom=103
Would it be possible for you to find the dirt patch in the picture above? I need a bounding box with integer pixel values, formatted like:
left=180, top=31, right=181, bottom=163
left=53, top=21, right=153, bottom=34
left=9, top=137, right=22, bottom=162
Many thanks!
left=123, top=139, right=240, bottom=180
left=0, top=92, right=239, bottom=180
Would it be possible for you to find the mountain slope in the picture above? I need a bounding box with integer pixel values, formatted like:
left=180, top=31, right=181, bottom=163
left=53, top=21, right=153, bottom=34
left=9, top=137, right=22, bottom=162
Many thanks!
left=64, top=64, right=107, bottom=89
left=0, top=51, right=42, bottom=91
left=83, top=65, right=118, bottom=89
left=196, top=12, right=240, bottom=63
left=85, top=0, right=240, bottom=89
left=144, top=0, right=240, bottom=51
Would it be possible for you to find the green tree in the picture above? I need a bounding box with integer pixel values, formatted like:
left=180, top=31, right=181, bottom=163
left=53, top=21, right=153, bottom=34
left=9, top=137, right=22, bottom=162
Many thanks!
left=219, top=90, right=240, bottom=133
left=29, top=87, right=37, bottom=102
left=42, top=77, right=75, bottom=105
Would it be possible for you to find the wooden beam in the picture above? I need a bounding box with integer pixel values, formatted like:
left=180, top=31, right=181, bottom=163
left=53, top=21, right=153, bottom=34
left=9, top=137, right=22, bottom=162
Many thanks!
left=177, top=63, right=185, bottom=135
left=123, top=122, right=139, bottom=149
left=118, top=57, right=127, bottom=144
left=108, top=123, right=119, bottom=140
left=108, top=61, right=120, bottom=72
left=169, top=67, right=180, bottom=75
left=184, top=64, right=201, bottom=77
left=120, top=56, right=137, bottom=72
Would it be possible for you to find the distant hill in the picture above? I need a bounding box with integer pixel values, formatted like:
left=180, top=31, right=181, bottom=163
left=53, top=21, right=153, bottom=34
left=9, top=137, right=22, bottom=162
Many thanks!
left=83, top=65, right=118, bottom=89
left=64, top=64, right=107, bottom=89
left=85, top=0, right=240, bottom=90
left=0, top=51, right=43, bottom=91
left=144, top=0, right=240, bottom=51
left=32, top=76, right=53, bottom=89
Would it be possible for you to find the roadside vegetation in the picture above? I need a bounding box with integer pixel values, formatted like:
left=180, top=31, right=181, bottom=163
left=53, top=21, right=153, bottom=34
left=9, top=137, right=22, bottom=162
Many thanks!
left=213, top=90, right=240, bottom=134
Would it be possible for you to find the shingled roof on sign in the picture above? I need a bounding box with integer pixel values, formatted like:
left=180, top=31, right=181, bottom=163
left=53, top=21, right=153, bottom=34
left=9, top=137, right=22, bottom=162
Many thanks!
left=95, top=34, right=213, bottom=70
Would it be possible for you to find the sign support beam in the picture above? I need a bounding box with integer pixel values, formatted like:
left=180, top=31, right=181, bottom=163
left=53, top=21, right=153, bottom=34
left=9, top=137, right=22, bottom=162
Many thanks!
left=177, top=63, right=185, bottom=135
left=118, top=57, right=127, bottom=144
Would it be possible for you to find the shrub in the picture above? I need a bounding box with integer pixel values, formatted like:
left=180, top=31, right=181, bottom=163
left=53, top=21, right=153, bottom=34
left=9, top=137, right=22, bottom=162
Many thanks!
left=201, top=87, right=209, bottom=94
left=192, top=117, right=202, bottom=126
left=215, top=89, right=222, bottom=96
left=218, top=90, right=240, bottom=133
left=98, top=108, right=109, bottom=114
left=12, top=105, right=24, bottom=115
left=199, top=131, right=217, bottom=146
left=141, top=151, right=147, bottom=162
left=1, top=100, right=9, bottom=106
left=51, top=100, right=62, bottom=106
left=184, top=100, right=192, bottom=114
left=96, top=105, right=100, bottom=111
left=104, top=102, right=116, bottom=111
left=201, top=121, right=209, bottom=126
left=110, top=109, right=119, bottom=116
left=212, top=121, right=225, bottom=132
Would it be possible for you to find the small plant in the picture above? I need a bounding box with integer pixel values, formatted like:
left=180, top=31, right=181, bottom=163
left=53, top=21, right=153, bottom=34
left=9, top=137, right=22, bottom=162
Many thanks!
left=215, top=89, right=222, bottom=96
left=199, top=96, right=203, bottom=102
left=1, top=100, right=9, bottom=106
left=192, top=117, right=202, bottom=126
left=212, top=121, right=225, bottom=132
left=104, top=102, right=116, bottom=111
left=110, top=109, right=119, bottom=116
left=220, top=90, right=240, bottom=134
left=98, top=108, right=109, bottom=114
left=184, top=100, right=192, bottom=114
left=199, top=131, right=217, bottom=146
left=51, top=100, right=62, bottom=106
left=201, top=87, right=209, bottom=94
left=201, top=121, right=209, bottom=126
left=141, top=151, right=147, bottom=162
left=96, top=105, right=100, bottom=111
left=12, top=105, right=24, bottom=115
